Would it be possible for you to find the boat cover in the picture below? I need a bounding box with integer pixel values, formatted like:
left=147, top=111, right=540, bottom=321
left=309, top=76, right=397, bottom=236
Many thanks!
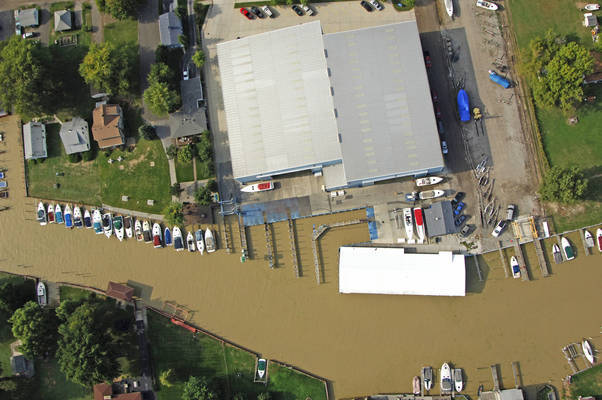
left=489, top=72, right=511, bottom=88
left=457, top=89, right=470, bottom=122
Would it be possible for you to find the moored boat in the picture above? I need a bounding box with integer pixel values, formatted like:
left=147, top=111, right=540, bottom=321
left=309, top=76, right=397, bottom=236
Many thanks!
left=124, top=216, right=133, bottom=238
left=419, top=190, right=445, bottom=200
left=64, top=204, right=73, bottom=228
left=205, top=228, right=216, bottom=253
left=73, top=206, right=83, bottom=228
left=152, top=223, right=163, bottom=248
left=113, top=215, right=124, bottom=241
left=454, top=368, right=463, bottom=392
left=37, top=202, right=47, bottom=226
left=422, top=366, right=433, bottom=391
left=257, top=358, right=267, bottom=379
left=476, top=0, right=498, bottom=10
left=102, top=213, right=112, bottom=238
left=195, top=229, right=205, bottom=255
left=416, top=176, right=443, bottom=187
left=403, top=208, right=414, bottom=241
left=413, top=208, right=425, bottom=242
left=37, top=281, right=47, bottom=306
left=142, top=220, right=152, bottom=243
left=444, top=0, right=453, bottom=17
left=584, top=230, right=594, bottom=248
left=413, top=376, right=421, bottom=395
left=241, top=181, right=274, bottom=193
left=585, top=3, right=600, bottom=11
left=510, top=256, right=520, bottom=279
left=582, top=339, right=595, bottom=364
left=186, top=232, right=196, bottom=252
left=55, top=204, right=64, bottom=224
left=93, top=209, right=103, bottom=234
left=597, top=228, right=602, bottom=253
left=440, top=363, right=452, bottom=393
left=47, top=204, right=55, bottom=224
left=561, top=237, right=574, bottom=260
left=164, top=227, right=172, bottom=246
left=83, top=209, right=92, bottom=228
left=173, top=226, right=184, bottom=251
left=135, top=219, right=144, bottom=241
left=552, top=244, right=562, bottom=264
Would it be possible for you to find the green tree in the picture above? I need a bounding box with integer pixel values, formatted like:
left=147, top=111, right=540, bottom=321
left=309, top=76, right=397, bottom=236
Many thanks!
left=166, top=144, right=178, bottom=160
left=192, top=50, right=205, bottom=69
left=139, top=124, right=157, bottom=140
left=9, top=301, right=59, bottom=358
left=0, top=280, right=35, bottom=315
left=207, top=179, right=218, bottom=192
left=103, top=0, right=138, bottom=19
left=169, top=183, right=181, bottom=196
left=148, top=62, right=174, bottom=86
left=257, top=393, right=271, bottom=400
left=539, top=166, right=588, bottom=204
left=79, top=42, right=134, bottom=95
left=196, top=131, right=213, bottom=162
left=163, top=202, right=184, bottom=225
left=178, top=144, right=194, bottom=163
left=95, top=0, right=107, bottom=11
left=179, top=34, right=189, bottom=48
left=194, top=185, right=212, bottom=205
left=82, top=148, right=96, bottom=162
left=182, top=376, right=216, bottom=400
left=159, top=368, right=174, bottom=387
left=144, top=81, right=180, bottom=116
left=233, top=394, right=246, bottom=400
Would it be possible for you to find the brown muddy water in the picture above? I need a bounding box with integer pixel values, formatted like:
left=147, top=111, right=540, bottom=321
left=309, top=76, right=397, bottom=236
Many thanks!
left=1, top=116, right=601, bottom=398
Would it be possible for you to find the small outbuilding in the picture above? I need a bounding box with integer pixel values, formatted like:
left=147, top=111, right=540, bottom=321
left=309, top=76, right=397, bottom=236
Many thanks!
left=106, top=282, right=134, bottom=302
left=60, top=117, right=90, bottom=154
left=424, top=200, right=457, bottom=236
left=54, top=10, right=73, bottom=32
left=159, top=11, right=183, bottom=48
left=15, top=8, right=39, bottom=27
left=10, top=340, right=35, bottom=378
left=584, top=13, right=598, bottom=27
left=22, top=121, right=47, bottom=160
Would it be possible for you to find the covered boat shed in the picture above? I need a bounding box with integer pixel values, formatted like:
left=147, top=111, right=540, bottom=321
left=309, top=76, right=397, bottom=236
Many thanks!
left=339, top=247, right=465, bottom=296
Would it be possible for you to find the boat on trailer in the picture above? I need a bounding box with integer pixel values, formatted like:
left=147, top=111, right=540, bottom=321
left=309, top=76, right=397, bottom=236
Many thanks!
left=47, top=204, right=55, bottom=224
left=241, top=181, right=274, bottom=193
left=552, top=244, right=563, bottom=264
left=585, top=3, right=600, bottom=11
left=444, top=0, right=454, bottom=17
left=584, top=230, right=594, bottom=248
left=476, top=0, right=498, bottom=10
left=416, top=176, right=443, bottom=187
left=419, top=190, right=445, bottom=200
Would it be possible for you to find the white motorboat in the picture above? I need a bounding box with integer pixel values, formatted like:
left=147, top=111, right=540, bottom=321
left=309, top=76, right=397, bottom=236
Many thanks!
left=510, top=256, right=520, bottom=279
left=582, top=339, right=595, bottom=364
left=552, top=243, right=562, bottom=264
left=83, top=209, right=92, bottom=228
left=113, top=215, right=124, bottom=241
left=205, top=228, right=216, bottom=253
left=195, top=229, right=205, bottom=255
left=241, top=181, right=274, bottom=193
left=257, top=358, right=267, bottom=379
left=419, top=190, right=445, bottom=200
left=413, top=208, right=425, bottom=242
left=585, top=3, right=600, bottom=11
left=135, top=219, right=144, bottom=241
left=173, top=226, right=184, bottom=251
left=37, top=202, right=47, bottom=226
left=142, top=220, right=152, bottom=243
left=440, top=363, right=452, bottom=393
left=422, top=366, right=433, bottom=391
left=561, top=237, right=574, bottom=260
left=476, top=0, right=498, bottom=10
left=73, top=206, right=83, bottom=228
left=37, top=281, right=47, bottom=306
left=597, top=228, right=602, bottom=253
left=64, top=204, right=73, bottom=228
left=102, top=213, right=112, bottom=238
left=584, top=230, right=594, bottom=248
left=413, top=376, right=421, bottom=395
left=186, top=232, right=196, bottom=252
left=416, top=176, right=443, bottom=187
left=47, top=204, right=55, bottom=224
left=454, top=368, right=463, bottom=392
left=444, top=0, right=454, bottom=17
left=93, top=209, right=103, bottom=234
left=403, top=208, right=414, bottom=241
left=124, top=216, right=133, bottom=238
left=152, top=223, right=163, bottom=248
left=55, top=204, right=64, bottom=224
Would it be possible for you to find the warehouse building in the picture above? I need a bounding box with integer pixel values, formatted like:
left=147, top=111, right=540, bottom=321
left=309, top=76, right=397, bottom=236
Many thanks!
left=217, top=21, right=443, bottom=189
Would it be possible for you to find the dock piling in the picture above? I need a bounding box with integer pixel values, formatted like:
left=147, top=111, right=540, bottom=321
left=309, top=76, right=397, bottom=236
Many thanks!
left=580, top=229, right=590, bottom=256
left=498, top=241, right=509, bottom=278
left=511, top=361, right=520, bottom=388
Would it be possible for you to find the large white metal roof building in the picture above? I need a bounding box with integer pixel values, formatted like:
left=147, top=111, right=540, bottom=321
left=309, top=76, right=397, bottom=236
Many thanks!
left=339, top=247, right=466, bottom=296
left=217, top=21, right=444, bottom=187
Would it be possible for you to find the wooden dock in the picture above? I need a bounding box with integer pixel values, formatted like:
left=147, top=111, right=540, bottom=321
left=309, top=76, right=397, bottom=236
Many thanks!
left=312, top=225, right=322, bottom=284
left=219, top=215, right=232, bottom=254
left=562, top=345, right=579, bottom=374
left=288, top=217, right=300, bottom=278
left=473, top=254, right=484, bottom=282
left=491, top=364, right=500, bottom=391
left=511, top=361, right=521, bottom=388
left=533, top=239, right=550, bottom=277
left=237, top=214, right=249, bottom=262
left=512, top=241, right=530, bottom=281
left=264, top=221, right=274, bottom=269
left=580, top=229, right=590, bottom=256
left=498, top=241, right=509, bottom=278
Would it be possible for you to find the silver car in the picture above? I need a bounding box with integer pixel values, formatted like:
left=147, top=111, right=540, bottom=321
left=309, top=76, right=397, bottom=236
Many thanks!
left=370, top=0, right=384, bottom=10
left=302, top=4, right=314, bottom=15
left=262, top=5, right=274, bottom=17
left=491, top=220, right=507, bottom=238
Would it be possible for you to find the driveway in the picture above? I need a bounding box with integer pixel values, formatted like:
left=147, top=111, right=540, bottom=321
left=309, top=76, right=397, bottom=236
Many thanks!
left=138, top=0, right=161, bottom=121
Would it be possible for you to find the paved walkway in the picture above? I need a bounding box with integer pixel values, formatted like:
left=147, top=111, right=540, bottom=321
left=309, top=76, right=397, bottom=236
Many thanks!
left=101, top=204, right=164, bottom=221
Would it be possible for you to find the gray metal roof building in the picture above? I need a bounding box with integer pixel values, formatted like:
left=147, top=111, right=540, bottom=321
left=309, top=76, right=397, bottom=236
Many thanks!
left=159, top=11, right=183, bottom=47
left=22, top=122, right=47, bottom=160
left=59, top=117, right=90, bottom=154
left=424, top=201, right=457, bottom=236
left=54, top=10, right=72, bottom=32
left=15, top=8, right=39, bottom=27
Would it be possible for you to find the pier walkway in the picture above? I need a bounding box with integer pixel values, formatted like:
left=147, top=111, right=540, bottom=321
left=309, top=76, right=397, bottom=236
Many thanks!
left=264, top=216, right=274, bottom=269
left=288, top=217, right=300, bottom=277
left=512, top=241, right=529, bottom=281
left=238, top=214, right=249, bottom=262
left=102, top=204, right=164, bottom=221
left=533, top=239, right=550, bottom=277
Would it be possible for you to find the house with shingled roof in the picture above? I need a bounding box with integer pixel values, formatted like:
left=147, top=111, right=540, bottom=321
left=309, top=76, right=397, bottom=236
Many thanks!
left=92, top=104, right=125, bottom=149
left=54, top=10, right=73, bottom=32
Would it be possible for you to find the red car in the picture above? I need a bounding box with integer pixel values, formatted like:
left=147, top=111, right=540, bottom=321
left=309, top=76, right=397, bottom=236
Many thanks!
left=240, top=7, right=253, bottom=19
left=435, top=105, right=442, bottom=119
left=431, top=90, right=439, bottom=103
left=423, top=51, right=432, bottom=69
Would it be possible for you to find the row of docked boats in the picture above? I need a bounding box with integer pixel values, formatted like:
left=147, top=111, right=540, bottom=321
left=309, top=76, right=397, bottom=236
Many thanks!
left=36, top=201, right=217, bottom=253
left=418, top=363, right=463, bottom=394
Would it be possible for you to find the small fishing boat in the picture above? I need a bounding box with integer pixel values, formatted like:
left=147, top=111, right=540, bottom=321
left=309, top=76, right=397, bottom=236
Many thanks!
left=195, top=229, right=205, bottom=255
left=186, top=232, right=196, bottom=252
left=422, top=366, right=433, bottom=391
left=403, top=208, right=414, bottom=241
left=552, top=244, right=563, bottom=264
left=241, top=181, right=274, bottom=193
left=55, top=204, right=64, bottom=224
left=454, top=368, right=463, bottom=392
left=205, top=228, right=216, bottom=253
left=597, top=228, right=602, bottom=253
left=444, top=0, right=453, bottom=17
left=37, top=281, right=47, bottom=306
left=413, top=208, right=425, bottom=242
left=124, top=216, right=133, bottom=238
left=476, top=0, right=498, bottom=10
left=152, top=223, right=163, bottom=248
left=585, top=3, right=600, bottom=11
left=173, top=226, right=184, bottom=251
left=142, top=220, right=152, bottom=243
left=93, top=209, right=103, bottom=234
left=257, top=358, right=267, bottom=379
left=113, top=215, right=124, bottom=241
left=416, top=176, right=443, bottom=187
left=164, top=226, right=172, bottom=246
left=135, top=219, right=144, bottom=241
left=584, top=230, right=594, bottom=248
left=413, top=376, right=421, bottom=395
left=561, top=237, right=574, bottom=260
left=64, top=204, right=73, bottom=228
left=582, top=339, right=595, bottom=364
left=83, top=209, right=92, bottom=228
left=102, top=213, right=112, bottom=238
left=37, top=202, right=47, bottom=226
left=510, top=256, right=520, bottom=279
left=440, top=363, right=452, bottom=393
left=47, top=204, right=55, bottom=224
left=73, top=206, right=83, bottom=228
left=419, top=189, right=445, bottom=200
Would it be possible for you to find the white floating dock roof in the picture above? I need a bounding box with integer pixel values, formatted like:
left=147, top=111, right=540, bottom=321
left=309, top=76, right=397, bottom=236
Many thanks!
left=339, top=247, right=465, bottom=296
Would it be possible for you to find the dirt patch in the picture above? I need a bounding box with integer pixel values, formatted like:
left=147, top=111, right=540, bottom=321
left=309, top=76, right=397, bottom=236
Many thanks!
left=546, top=201, right=586, bottom=217
left=126, top=154, right=146, bottom=168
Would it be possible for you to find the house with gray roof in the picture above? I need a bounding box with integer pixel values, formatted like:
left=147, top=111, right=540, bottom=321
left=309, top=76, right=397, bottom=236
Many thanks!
left=159, top=11, right=183, bottom=48
left=60, top=117, right=90, bottom=154
left=54, top=10, right=73, bottom=32
left=22, top=122, right=47, bottom=160
left=169, top=77, right=207, bottom=138
left=15, top=8, right=39, bottom=27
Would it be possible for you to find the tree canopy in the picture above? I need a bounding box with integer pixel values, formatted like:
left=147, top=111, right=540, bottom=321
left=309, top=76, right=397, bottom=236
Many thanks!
left=79, top=42, right=134, bottom=95
left=182, top=376, right=217, bottom=400
left=97, top=0, right=139, bottom=19
left=144, top=80, right=180, bottom=116
left=192, top=50, right=205, bottom=69
left=526, top=31, right=594, bottom=114
left=9, top=301, right=59, bottom=358
left=178, top=144, right=194, bottom=163
left=195, top=185, right=212, bottom=205
left=0, top=279, right=35, bottom=315
left=539, top=166, right=588, bottom=204
left=163, top=202, right=184, bottom=225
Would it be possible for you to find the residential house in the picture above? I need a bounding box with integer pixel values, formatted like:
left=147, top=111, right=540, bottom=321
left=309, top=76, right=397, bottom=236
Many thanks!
left=54, top=10, right=73, bottom=32
left=15, top=8, right=39, bottom=27
left=92, top=104, right=125, bottom=149
left=23, top=121, right=47, bottom=160
left=169, top=76, right=207, bottom=138
left=93, top=383, right=143, bottom=400
left=59, top=117, right=90, bottom=154
left=159, top=11, right=183, bottom=48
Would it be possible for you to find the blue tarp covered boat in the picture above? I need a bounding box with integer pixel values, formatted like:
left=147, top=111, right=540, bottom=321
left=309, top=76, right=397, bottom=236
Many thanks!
left=457, top=89, right=470, bottom=122
left=488, top=70, right=511, bottom=88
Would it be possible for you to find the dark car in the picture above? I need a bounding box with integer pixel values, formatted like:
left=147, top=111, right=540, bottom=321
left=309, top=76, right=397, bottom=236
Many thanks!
left=360, top=0, right=373, bottom=11
left=435, top=105, right=442, bottom=119
left=240, top=7, right=253, bottom=19
left=431, top=90, right=439, bottom=103
left=423, top=51, right=432, bottom=69
left=292, top=4, right=304, bottom=15
left=455, top=214, right=467, bottom=227
left=250, top=6, right=264, bottom=17
left=451, top=192, right=465, bottom=207
left=459, top=224, right=472, bottom=237
left=453, top=201, right=465, bottom=215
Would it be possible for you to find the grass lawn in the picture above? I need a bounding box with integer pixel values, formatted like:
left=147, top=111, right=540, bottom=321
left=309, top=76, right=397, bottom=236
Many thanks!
left=59, top=285, right=94, bottom=302
left=104, top=19, right=139, bottom=46
left=175, top=158, right=194, bottom=182
left=268, top=363, right=327, bottom=400
left=570, top=364, right=602, bottom=399
left=33, top=358, right=91, bottom=400
left=49, top=1, right=75, bottom=12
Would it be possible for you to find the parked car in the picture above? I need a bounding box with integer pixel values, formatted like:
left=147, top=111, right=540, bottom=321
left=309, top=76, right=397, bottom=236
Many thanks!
left=437, top=120, right=445, bottom=135
left=454, top=201, right=465, bottom=215
left=506, top=204, right=515, bottom=220
left=431, top=90, right=439, bottom=103
left=459, top=224, right=472, bottom=237
left=491, top=220, right=508, bottom=237
left=251, top=6, right=264, bottom=17
left=423, top=51, right=432, bottom=69
left=302, top=4, right=314, bottom=15
left=455, top=215, right=467, bottom=227
left=183, top=68, right=189, bottom=81
left=22, top=32, right=35, bottom=39
left=262, top=5, right=274, bottom=17
left=240, top=7, right=253, bottom=19
left=441, top=140, right=448, bottom=155
left=360, top=0, right=373, bottom=11
left=405, top=192, right=417, bottom=202
left=435, top=105, right=442, bottom=119
left=370, top=0, right=384, bottom=10
left=292, top=4, right=304, bottom=15
left=454, top=192, right=465, bottom=203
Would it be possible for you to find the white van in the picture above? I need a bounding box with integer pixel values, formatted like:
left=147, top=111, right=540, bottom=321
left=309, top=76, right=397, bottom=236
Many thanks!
left=262, top=5, right=274, bottom=17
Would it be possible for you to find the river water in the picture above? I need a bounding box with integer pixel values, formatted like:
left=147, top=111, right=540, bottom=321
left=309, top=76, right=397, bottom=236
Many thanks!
left=1, top=116, right=600, bottom=398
